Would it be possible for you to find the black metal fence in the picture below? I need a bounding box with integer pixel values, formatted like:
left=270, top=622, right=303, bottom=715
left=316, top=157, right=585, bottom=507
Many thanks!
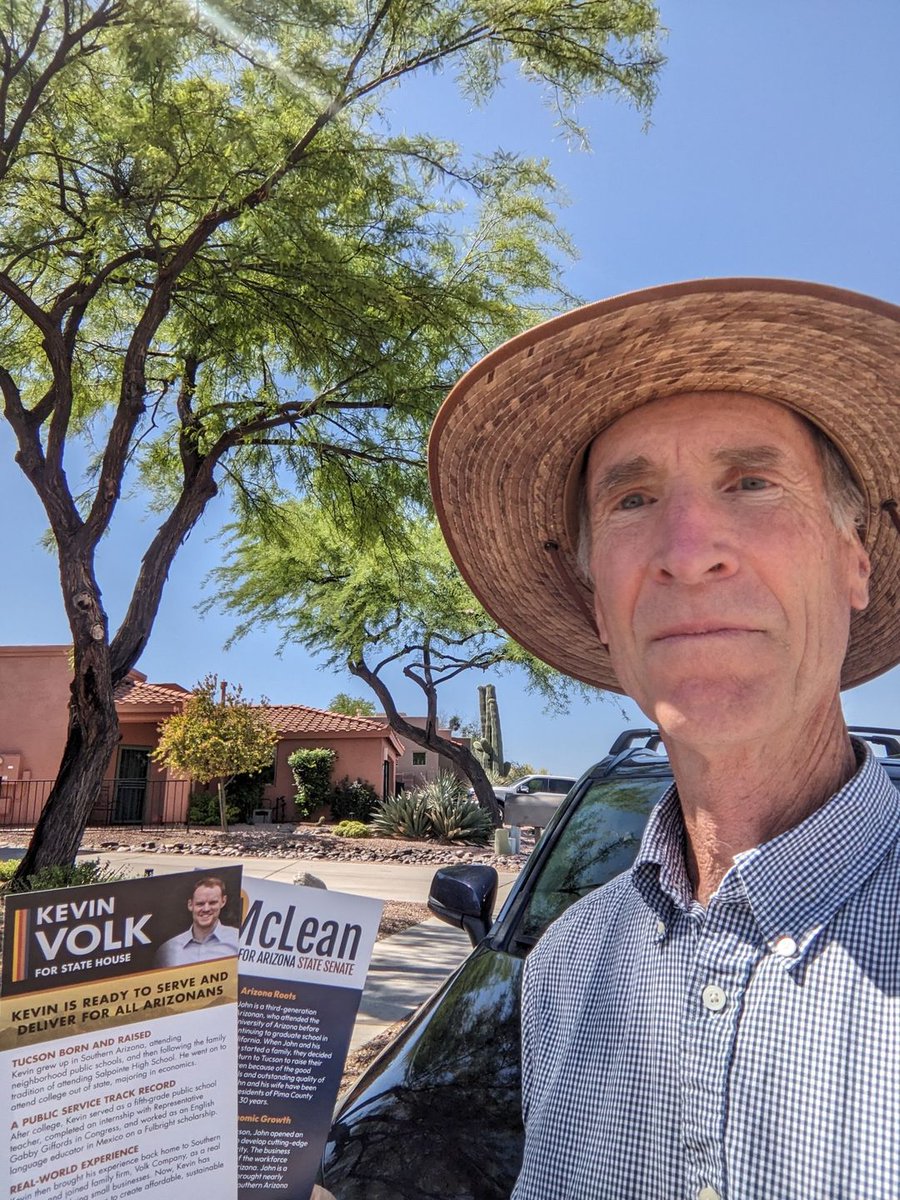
left=0, top=778, right=194, bottom=829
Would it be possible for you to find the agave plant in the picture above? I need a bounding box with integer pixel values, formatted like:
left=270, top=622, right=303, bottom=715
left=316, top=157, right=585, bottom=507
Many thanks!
left=418, top=773, right=467, bottom=808
left=426, top=793, right=493, bottom=845
left=369, top=792, right=433, bottom=840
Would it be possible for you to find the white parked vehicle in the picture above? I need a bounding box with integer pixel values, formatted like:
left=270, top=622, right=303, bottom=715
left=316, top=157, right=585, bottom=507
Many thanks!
left=495, top=774, right=578, bottom=828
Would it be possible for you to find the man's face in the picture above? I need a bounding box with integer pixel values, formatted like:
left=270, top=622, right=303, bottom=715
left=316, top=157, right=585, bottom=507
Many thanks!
left=188, top=884, right=225, bottom=931
left=585, top=392, right=870, bottom=747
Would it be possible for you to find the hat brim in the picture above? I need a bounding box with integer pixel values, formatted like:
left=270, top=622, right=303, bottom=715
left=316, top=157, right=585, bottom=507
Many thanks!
left=429, top=278, right=900, bottom=694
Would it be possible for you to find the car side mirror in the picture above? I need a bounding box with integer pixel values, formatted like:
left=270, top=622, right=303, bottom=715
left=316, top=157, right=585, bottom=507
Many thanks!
left=515, top=783, right=529, bottom=794
left=428, top=864, right=498, bottom=948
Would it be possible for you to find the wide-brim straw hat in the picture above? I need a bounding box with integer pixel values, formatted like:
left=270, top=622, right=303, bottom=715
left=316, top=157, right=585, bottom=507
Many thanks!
left=429, top=278, right=900, bottom=694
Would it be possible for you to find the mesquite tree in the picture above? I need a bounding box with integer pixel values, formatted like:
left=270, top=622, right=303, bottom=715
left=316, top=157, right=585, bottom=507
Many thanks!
left=2, top=0, right=661, bottom=874
left=210, top=504, right=600, bottom=824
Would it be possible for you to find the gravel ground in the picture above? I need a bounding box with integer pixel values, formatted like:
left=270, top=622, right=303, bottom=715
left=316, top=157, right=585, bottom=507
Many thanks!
left=376, top=899, right=433, bottom=939
left=0, top=822, right=535, bottom=871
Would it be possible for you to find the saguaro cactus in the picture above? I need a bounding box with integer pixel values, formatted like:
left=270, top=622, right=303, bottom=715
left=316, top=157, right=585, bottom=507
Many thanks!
left=473, top=684, right=511, bottom=778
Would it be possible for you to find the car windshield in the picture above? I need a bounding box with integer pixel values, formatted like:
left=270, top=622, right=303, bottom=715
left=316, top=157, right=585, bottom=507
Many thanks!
left=515, top=774, right=670, bottom=945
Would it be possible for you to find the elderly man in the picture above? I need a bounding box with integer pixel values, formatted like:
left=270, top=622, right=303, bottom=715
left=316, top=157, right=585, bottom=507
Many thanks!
left=429, top=280, right=900, bottom=1199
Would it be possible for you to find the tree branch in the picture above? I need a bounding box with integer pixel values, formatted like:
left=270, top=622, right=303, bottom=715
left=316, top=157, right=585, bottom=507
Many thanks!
left=350, top=655, right=501, bottom=823
left=0, top=1, right=125, bottom=179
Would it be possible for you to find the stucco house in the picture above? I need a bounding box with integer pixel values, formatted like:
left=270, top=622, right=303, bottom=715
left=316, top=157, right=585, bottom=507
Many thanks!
left=255, top=705, right=405, bottom=821
left=387, top=715, right=470, bottom=791
left=0, top=646, right=404, bottom=828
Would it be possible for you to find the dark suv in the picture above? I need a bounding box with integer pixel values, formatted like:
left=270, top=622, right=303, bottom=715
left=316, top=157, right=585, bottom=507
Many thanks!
left=317, top=727, right=900, bottom=1200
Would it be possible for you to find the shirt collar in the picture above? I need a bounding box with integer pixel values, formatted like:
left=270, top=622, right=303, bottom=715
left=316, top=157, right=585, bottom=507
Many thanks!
left=631, top=740, right=900, bottom=947
left=180, top=921, right=224, bottom=947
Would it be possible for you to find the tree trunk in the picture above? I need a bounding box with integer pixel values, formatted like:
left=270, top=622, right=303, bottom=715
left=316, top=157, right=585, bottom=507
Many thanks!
left=349, top=659, right=504, bottom=826
left=217, top=779, right=228, bottom=832
left=12, top=549, right=134, bottom=881
left=13, top=640, right=121, bottom=878
left=10, top=407, right=220, bottom=880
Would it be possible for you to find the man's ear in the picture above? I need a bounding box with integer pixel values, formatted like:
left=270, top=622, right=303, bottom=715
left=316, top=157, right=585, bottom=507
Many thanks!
left=593, top=596, right=609, bottom=646
left=849, top=540, right=871, bottom=613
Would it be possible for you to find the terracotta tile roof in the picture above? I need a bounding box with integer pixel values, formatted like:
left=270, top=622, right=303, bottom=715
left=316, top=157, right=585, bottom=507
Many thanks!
left=262, top=705, right=393, bottom=736
left=115, top=679, right=190, bottom=706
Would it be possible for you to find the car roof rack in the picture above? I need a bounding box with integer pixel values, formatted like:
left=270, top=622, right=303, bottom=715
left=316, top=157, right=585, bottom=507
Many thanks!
left=848, top=726, right=900, bottom=757
left=605, top=725, right=900, bottom=767
left=607, top=728, right=662, bottom=756
left=595, top=728, right=667, bottom=778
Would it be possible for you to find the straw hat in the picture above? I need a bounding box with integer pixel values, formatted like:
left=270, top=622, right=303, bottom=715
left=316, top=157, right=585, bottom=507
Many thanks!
left=428, top=278, right=900, bottom=694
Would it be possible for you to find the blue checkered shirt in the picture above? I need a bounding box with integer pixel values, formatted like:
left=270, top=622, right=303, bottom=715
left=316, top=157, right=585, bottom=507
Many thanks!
left=513, top=744, right=900, bottom=1200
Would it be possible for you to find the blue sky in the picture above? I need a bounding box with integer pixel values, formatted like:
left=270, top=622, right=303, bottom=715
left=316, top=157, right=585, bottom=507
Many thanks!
left=3, top=2, right=899, bottom=774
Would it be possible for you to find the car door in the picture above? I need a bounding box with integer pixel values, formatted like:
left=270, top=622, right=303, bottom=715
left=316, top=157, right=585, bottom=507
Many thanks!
left=319, top=769, right=671, bottom=1199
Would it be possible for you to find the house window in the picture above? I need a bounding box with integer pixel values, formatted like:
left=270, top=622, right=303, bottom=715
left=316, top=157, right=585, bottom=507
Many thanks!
left=412, top=752, right=427, bottom=766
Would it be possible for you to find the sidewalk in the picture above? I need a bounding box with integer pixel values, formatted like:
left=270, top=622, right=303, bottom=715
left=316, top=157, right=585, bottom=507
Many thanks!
left=350, top=918, right=472, bottom=1050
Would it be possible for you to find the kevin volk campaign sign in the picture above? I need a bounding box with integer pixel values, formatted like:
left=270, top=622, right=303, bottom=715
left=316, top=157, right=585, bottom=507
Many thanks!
left=1, top=866, right=243, bottom=1200
left=236, top=878, right=382, bottom=1199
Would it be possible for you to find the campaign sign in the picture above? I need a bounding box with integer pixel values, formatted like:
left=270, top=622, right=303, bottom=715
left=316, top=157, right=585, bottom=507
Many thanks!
left=1, top=867, right=243, bottom=1200
left=237, top=878, right=382, bottom=1199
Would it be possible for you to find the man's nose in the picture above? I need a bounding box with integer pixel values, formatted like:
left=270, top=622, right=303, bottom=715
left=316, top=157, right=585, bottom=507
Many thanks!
left=650, top=490, right=739, bottom=584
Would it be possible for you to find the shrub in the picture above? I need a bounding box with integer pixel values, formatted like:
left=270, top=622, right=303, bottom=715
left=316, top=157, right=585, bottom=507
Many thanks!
left=288, top=748, right=336, bottom=819
left=4, top=858, right=127, bottom=894
left=0, top=859, right=20, bottom=884
left=228, top=765, right=275, bottom=822
left=188, top=790, right=240, bottom=827
left=370, top=791, right=433, bottom=840
left=334, top=820, right=371, bottom=839
left=330, top=776, right=379, bottom=823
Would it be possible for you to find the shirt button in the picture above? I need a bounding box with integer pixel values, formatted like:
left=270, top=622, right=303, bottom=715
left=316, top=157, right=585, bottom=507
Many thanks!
left=656, top=919, right=666, bottom=936
left=701, top=984, right=727, bottom=1012
left=698, top=1188, right=721, bottom=1200
left=772, top=935, right=798, bottom=957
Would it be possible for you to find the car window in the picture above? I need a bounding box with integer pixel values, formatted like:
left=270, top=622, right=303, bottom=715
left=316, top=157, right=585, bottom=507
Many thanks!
left=523, top=777, right=546, bottom=793
left=515, top=775, right=670, bottom=945
left=549, top=778, right=574, bottom=793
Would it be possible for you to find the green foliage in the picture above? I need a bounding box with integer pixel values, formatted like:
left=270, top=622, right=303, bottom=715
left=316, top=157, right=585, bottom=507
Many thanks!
left=370, top=792, right=433, bottom=840
left=0, top=860, right=20, bottom=883
left=153, top=675, right=277, bottom=785
left=329, top=776, right=379, bottom=823
left=188, top=791, right=240, bottom=827
left=288, top=747, right=337, bottom=819
left=228, top=766, right=275, bottom=822
left=334, top=820, right=371, bottom=839
left=371, top=774, right=492, bottom=843
left=4, top=859, right=126, bottom=895
left=214, top=507, right=597, bottom=714
left=2, top=0, right=662, bottom=871
left=329, top=693, right=377, bottom=718
left=2, top=0, right=661, bottom=542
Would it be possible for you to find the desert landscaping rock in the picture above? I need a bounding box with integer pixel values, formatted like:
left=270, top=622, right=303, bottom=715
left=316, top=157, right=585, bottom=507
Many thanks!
left=0, top=822, right=534, bottom=872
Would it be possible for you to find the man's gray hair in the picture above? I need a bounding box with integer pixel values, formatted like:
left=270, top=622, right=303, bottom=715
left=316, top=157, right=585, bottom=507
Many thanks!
left=807, top=420, right=867, bottom=540
left=576, top=417, right=866, bottom=581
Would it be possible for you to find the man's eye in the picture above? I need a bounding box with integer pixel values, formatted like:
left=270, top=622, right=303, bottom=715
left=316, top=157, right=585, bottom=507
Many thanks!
left=617, top=493, right=647, bottom=510
left=738, top=476, right=770, bottom=491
